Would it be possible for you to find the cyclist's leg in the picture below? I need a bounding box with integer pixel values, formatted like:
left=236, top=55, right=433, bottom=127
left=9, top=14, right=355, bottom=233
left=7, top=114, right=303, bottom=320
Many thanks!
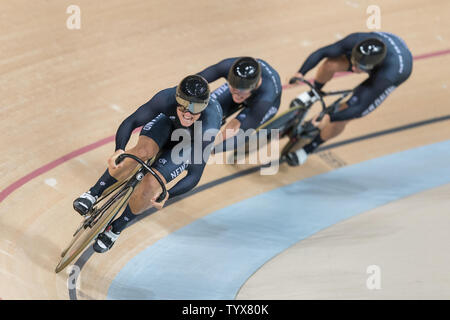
left=102, top=114, right=171, bottom=191
left=127, top=168, right=166, bottom=214
left=74, top=114, right=171, bottom=215
left=286, top=78, right=394, bottom=166
left=319, top=53, right=411, bottom=142
left=316, top=105, right=351, bottom=142
left=93, top=169, right=166, bottom=253
left=314, top=55, right=350, bottom=89
left=109, top=114, right=172, bottom=183
left=108, top=135, right=159, bottom=182
left=109, top=148, right=188, bottom=234
left=83, top=136, right=158, bottom=200
left=94, top=147, right=187, bottom=252
left=311, top=77, right=397, bottom=150
left=322, top=77, right=395, bottom=140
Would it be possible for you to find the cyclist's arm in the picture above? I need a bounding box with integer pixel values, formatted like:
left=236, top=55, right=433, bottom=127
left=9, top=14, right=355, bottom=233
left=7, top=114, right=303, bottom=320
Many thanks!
left=216, top=100, right=277, bottom=152
left=168, top=138, right=216, bottom=197
left=214, top=118, right=241, bottom=145
left=196, top=58, right=235, bottom=83
left=114, top=89, right=169, bottom=151
left=298, top=34, right=358, bottom=75
left=167, top=164, right=204, bottom=197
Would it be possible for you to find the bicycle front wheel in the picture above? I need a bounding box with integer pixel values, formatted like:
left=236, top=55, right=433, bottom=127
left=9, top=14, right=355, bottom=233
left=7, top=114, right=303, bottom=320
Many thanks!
left=55, top=186, right=133, bottom=273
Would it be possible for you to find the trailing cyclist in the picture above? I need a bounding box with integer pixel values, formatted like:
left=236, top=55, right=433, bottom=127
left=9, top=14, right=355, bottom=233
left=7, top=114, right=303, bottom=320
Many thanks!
left=286, top=32, right=413, bottom=166
left=197, top=56, right=282, bottom=152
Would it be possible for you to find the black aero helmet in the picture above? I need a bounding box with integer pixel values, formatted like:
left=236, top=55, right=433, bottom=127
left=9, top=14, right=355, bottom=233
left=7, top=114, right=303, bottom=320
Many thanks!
left=351, top=38, right=387, bottom=71
left=227, top=57, right=262, bottom=91
left=176, top=75, right=210, bottom=114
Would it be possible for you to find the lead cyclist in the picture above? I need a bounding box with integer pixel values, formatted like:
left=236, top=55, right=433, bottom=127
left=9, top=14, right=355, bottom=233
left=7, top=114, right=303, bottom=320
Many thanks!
left=72, top=75, right=222, bottom=253
left=286, top=31, right=413, bottom=166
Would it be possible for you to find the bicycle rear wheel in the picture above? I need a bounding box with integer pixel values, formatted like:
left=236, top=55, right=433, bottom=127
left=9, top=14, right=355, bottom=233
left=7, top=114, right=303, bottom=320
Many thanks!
left=55, top=186, right=133, bottom=273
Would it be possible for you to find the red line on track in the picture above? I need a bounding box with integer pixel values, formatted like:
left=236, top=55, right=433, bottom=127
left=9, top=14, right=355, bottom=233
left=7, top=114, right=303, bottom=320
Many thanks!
left=1, top=48, right=449, bottom=203
left=413, top=48, right=450, bottom=60
left=0, top=136, right=113, bottom=202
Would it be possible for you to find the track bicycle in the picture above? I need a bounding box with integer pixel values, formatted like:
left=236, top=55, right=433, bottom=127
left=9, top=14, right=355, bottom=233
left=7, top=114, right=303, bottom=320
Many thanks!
left=55, top=154, right=166, bottom=273
left=236, top=78, right=353, bottom=164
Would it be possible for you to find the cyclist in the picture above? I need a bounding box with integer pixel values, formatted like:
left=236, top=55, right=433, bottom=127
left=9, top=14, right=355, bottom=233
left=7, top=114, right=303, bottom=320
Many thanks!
left=286, top=32, right=413, bottom=166
left=73, top=75, right=222, bottom=253
left=197, top=56, right=282, bottom=152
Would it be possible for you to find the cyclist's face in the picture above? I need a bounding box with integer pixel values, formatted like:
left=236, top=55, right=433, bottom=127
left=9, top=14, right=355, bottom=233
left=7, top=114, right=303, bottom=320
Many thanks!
left=228, top=85, right=252, bottom=104
left=176, top=106, right=201, bottom=127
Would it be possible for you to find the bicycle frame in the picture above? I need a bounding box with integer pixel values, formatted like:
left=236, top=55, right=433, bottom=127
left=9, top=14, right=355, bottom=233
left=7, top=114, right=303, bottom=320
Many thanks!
left=252, top=79, right=353, bottom=165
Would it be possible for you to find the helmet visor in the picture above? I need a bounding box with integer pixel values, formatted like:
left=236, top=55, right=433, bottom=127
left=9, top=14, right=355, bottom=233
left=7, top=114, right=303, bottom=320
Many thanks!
left=176, top=95, right=208, bottom=115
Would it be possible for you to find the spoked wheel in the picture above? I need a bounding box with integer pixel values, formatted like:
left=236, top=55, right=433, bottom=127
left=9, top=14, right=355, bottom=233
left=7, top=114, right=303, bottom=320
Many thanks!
left=55, top=186, right=133, bottom=273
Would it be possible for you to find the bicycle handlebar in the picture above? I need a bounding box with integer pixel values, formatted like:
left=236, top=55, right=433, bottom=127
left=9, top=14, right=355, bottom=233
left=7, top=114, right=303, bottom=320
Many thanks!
left=289, top=78, right=354, bottom=124
left=290, top=77, right=328, bottom=121
left=115, top=153, right=167, bottom=203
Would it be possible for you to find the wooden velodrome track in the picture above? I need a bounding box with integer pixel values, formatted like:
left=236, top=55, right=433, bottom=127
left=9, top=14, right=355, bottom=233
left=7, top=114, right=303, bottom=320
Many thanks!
left=1, top=0, right=449, bottom=300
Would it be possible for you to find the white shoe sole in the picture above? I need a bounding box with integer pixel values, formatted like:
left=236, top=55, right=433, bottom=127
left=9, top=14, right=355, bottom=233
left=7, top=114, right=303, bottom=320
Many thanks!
left=295, top=148, right=308, bottom=165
